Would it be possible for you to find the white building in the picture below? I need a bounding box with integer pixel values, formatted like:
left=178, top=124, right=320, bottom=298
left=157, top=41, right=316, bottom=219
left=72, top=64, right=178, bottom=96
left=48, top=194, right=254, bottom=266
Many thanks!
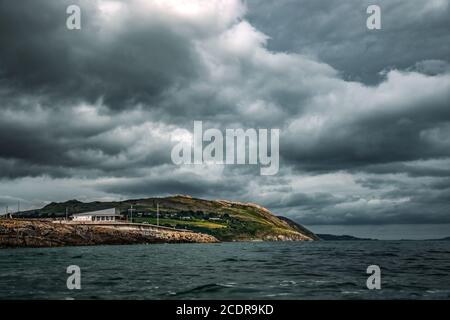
left=72, top=208, right=121, bottom=222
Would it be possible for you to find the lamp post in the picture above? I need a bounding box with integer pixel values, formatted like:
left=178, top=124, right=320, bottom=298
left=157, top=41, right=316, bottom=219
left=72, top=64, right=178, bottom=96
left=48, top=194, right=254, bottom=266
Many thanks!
left=128, top=205, right=136, bottom=223
left=157, top=202, right=159, bottom=226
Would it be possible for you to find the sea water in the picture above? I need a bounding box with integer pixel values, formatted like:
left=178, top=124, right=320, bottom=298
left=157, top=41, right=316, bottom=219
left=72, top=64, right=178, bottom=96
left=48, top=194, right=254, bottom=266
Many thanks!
left=0, top=241, right=449, bottom=299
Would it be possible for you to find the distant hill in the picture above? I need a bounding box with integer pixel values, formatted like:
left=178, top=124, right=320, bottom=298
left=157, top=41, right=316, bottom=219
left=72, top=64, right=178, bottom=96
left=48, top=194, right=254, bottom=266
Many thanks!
left=18, top=195, right=317, bottom=242
left=424, top=236, right=450, bottom=241
left=318, top=234, right=450, bottom=241
left=317, top=234, right=376, bottom=241
left=435, top=236, right=450, bottom=241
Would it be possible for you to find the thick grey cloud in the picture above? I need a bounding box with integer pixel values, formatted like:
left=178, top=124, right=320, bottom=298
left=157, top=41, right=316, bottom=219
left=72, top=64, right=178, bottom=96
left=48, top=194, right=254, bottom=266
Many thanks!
left=282, top=71, right=450, bottom=171
left=246, top=0, right=450, bottom=84
left=0, top=0, right=449, bottom=228
left=97, top=169, right=245, bottom=198
left=0, top=0, right=202, bottom=110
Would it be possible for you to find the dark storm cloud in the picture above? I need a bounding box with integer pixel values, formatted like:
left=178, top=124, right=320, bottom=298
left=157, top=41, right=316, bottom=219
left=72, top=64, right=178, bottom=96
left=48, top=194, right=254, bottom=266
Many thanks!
left=0, top=0, right=449, bottom=227
left=284, top=184, right=450, bottom=225
left=295, top=206, right=450, bottom=225
left=429, top=178, right=450, bottom=190
left=0, top=94, right=172, bottom=178
left=97, top=170, right=246, bottom=199
left=361, top=162, right=450, bottom=178
left=0, top=0, right=202, bottom=110
left=278, top=171, right=450, bottom=225
left=282, top=71, right=450, bottom=172
left=263, top=192, right=344, bottom=209
left=246, top=0, right=450, bottom=84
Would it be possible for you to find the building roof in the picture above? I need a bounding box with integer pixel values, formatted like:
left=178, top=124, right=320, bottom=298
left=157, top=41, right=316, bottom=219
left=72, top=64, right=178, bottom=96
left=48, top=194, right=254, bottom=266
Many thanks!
left=72, top=208, right=121, bottom=217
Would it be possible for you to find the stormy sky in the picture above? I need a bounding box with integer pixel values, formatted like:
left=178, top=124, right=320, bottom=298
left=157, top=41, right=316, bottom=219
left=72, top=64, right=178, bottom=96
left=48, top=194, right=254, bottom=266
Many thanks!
left=0, top=0, right=449, bottom=230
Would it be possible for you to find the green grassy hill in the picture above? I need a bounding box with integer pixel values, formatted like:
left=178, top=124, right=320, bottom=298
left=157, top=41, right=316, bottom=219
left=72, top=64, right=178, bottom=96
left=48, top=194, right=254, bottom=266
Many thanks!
left=19, top=195, right=317, bottom=241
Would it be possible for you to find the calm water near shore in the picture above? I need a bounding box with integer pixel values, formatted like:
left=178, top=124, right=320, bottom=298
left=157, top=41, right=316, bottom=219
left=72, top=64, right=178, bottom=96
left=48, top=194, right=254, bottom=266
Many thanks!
left=1, top=241, right=449, bottom=299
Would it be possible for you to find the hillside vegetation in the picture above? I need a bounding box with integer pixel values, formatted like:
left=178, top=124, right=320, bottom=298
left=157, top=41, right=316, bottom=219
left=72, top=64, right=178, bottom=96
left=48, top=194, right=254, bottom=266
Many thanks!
left=19, top=195, right=318, bottom=241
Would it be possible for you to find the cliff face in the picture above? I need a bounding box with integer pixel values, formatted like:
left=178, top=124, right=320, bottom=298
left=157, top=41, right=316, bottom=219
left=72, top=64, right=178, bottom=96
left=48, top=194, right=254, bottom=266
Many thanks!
left=0, top=220, right=218, bottom=248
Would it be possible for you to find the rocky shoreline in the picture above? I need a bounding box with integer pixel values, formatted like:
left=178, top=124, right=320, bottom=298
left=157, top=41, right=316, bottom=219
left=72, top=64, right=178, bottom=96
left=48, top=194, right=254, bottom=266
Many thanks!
left=0, top=219, right=219, bottom=248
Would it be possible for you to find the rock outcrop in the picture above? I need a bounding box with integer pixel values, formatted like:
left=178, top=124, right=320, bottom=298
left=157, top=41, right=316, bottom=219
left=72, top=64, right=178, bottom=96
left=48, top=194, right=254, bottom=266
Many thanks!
left=0, top=219, right=218, bottom=248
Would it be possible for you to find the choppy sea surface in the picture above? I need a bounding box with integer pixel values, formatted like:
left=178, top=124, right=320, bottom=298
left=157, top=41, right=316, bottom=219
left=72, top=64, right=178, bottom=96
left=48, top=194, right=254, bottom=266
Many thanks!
left=0, top=241, right=449, bottom=299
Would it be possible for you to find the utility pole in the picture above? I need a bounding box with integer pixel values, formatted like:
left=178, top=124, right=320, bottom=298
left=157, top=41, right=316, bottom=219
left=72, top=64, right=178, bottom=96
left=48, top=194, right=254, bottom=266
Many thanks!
left=17, top=201, right=20, bottom=214
left=128, top=205, right=136, bottom=223
left=157, top=202, right=159, bottom=226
